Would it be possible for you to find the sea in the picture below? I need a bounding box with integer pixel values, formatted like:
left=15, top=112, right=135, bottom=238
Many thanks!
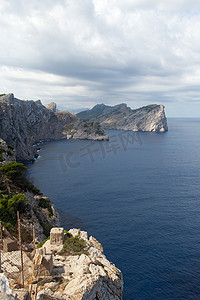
left=27, top=118, right=200, bottom=300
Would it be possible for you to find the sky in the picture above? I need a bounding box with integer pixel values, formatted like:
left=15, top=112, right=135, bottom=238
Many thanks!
left=1, top=0, right=200, bottom=117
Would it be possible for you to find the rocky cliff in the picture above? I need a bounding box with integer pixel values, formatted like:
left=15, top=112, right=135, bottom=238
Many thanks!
left=77, top=103, right=168, bottom=132
left=0, top=138, right=60, bottom=242
left=0, top=94, right=108, bottom=161
left=2, top=228, right=123, bottom=300
left=34, top=228, right=123, bottom=300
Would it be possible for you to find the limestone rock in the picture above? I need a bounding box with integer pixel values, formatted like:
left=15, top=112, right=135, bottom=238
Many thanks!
left=46, top=102, right=57, bottom=112
left=39, top=228, right=123, bottom=299
left=12, top=288, right=30, bottom=300
left=77, top=103, right=168, bottom=132
left=89, top=236, right=103, bottom=253
left=0, top=273, right=15, bottom=299
left=50, top=228, right=64, bottom=246
left=33, top=248, right=53, bottom=280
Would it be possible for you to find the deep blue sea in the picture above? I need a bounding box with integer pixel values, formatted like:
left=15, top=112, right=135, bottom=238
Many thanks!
left=27, top=118, right=200, bottom=300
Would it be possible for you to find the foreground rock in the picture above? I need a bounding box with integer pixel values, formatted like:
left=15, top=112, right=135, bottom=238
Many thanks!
left=0, top=94, right=108, bottom=161
left=35, top=228, right=123, bottom=299
left=0, top=274, right=15, bottom=300
left=77, top=103, right=168, bottom=132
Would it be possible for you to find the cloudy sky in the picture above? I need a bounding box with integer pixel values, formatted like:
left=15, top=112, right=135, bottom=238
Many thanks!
left=1, top=0, right=200, bottom=117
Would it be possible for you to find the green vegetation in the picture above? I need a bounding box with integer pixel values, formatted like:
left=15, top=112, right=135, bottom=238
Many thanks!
left=37, top=236, right=50, bottom=248
left=0, top=148, right=6, bottom=162
left=59, top=235, right=87, bottom=256
left=1, top=161, right=26, bottom=181
left=64, top=230, right=72, bottom=238
left=0, top=162, right=40, bottom=193
left=7, top=145, right=14, bottom=150
left=0, top=160, right=52, bottom=239
left=39, top=197, right=53, bottom=217
left=0, top=94, right=6, bottom=97
left=6, top=150, right=13, bottom=156
left=0, top=193, right=27, bottom=225
left=0, top=148, right=6, bottom=154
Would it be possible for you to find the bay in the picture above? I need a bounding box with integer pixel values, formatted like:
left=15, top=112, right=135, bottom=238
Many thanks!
left=27, top=118, right=200, bottom=300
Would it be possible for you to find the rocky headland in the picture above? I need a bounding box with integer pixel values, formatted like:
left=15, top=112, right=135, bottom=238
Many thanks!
left=77, top=103, right=168, bottom=132
left=0, top=94, right=108, bottom=161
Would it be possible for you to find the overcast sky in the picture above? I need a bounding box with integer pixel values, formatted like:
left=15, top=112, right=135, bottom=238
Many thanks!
left=1, top=0, right=200, bottom=116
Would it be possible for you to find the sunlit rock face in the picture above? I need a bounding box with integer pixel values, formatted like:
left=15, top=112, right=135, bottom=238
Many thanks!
left=77, top=103, right=168, bottom=132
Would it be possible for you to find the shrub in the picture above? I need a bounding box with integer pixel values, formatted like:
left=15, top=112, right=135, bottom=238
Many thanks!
left=59, top=235, right=87, bottom=256
left=8, top=145, right=14, bottom=150
left=64, top=230, right=72, bottom=238
left=0, top=193, right=27, bottom=225
left=6, top=150, right=13, bottom=156
left=0, top=148, right=5, bottom=154
left=0, top=162, right=26, bottom=180
left=0, top=162, right=41, bottom=193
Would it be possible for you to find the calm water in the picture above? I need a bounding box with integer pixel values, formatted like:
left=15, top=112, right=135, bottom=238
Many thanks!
left=27, top=118, right=200, bottom=300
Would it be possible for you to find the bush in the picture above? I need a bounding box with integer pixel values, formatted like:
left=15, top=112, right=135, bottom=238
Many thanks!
left=0, top=193, right=27, bottom=225
left=6, top=150, right=13, bottom=156
left=0, top=148, right=5, bottom=154
left=0, top=162, right=41, bottom=193
left=64, top=230, right=72, bottom=238
left=0, top=162, right=26, bottom=180
left=59, top=235, right=87, bottom=256
left=8, top=145, right=14, bottom=150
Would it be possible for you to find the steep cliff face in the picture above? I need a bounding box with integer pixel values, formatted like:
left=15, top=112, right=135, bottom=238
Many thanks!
left=0, top=94, right=63, bottom=161
left=77, top=103, right=168, bottom=132
left=0, top=94, right=108, bottom=161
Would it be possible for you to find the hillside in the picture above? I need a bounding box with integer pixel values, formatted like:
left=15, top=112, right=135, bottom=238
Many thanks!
left=0, top=138, right=59, bottom=242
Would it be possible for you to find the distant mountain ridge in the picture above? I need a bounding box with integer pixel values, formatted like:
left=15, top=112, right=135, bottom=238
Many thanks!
left=77, top=103, right=168, bottom=132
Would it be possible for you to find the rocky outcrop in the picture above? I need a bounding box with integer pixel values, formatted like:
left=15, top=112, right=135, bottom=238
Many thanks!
left=77, top=103, right=168, bottom=132
left=65, top=120, right=109, bottom=141
left=35, top=228, right=123, bottom=300
left=0, top=94, right=108, bottom=161
left=45, top=102, right=57, bottom=112
left=0, top=274, right=15, bottom=300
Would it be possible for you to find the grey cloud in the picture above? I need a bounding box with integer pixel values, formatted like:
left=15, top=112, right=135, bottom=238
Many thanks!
left=0, top=0, right=200, bottom=116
